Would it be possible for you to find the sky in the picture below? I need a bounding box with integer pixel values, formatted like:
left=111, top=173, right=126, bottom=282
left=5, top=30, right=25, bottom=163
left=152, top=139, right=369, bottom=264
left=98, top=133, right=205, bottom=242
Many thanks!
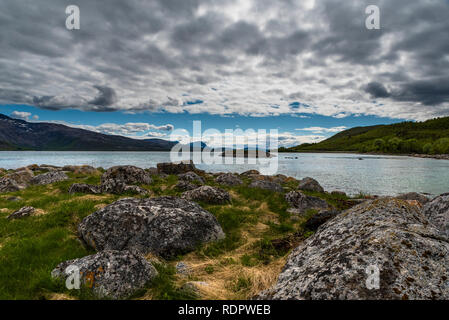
left=0, top=0, right=448, bottom=146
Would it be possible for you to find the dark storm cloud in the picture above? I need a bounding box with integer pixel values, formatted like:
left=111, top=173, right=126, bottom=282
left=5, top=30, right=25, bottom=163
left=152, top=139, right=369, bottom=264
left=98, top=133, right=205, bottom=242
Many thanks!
left=365, top=82, right=390, bottom=98
left=0, top=0, right=449, bottom=117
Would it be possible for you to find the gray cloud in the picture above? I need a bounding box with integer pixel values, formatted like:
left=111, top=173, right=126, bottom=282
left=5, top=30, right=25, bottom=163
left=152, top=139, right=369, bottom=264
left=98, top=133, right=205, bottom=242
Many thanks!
left=365, top=82, right=390, bottom=98
left=88, top=86, right=118, bottom=107
left=0, top=0, right=448, bottom=119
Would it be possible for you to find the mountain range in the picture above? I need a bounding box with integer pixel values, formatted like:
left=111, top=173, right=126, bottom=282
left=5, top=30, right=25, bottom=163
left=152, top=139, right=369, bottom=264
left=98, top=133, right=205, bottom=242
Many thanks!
left=0, top=113, right=177, bottom=151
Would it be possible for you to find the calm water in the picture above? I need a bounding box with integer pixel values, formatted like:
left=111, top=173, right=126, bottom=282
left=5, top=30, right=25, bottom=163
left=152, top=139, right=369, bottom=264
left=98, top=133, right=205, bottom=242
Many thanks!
left=1, top=151, right=448, bottom=196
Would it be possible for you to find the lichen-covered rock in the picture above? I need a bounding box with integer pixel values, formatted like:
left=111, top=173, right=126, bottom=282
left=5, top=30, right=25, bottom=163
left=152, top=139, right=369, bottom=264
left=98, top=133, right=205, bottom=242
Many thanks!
left=68, top=183, right=101, bottom=195
left=51, top=250, right=157, bottom=300
left=0, top=177, right=21, bottom=193
left=7, top=206, right=35, bottom=220
left=304, top=209, right=339, bottom=231
left=31, top=171, right=68, bottom=185
left=4, top=169, right=34, bottom=187
left=285, top=191, right=328, bottom=214
left=397, top=192, right=429, bottom=205
left=182, top=186, right=231, bottom=204
left=101, top=166, right=152, bottom=185
left=78, top=197, right=225, bottom=258
left=63, top=165, right=99, bottom=175
left=298, top=177, right=324, bottom=193
left=259, top=198, right=449, bottom=300
left=157, top=161, right=196, bottom=175
left=101, top=179, right=148, bottom=195
left=240, top=170, right=260, bottom=177
left=215, top=173, right=243, bottom=186
left=423, top=193, right=449, bottom=237
left=249, top=180, right=283, bottom=193
left=178, top=171, right=204, bottom=184
left=175, top=180, right=197, bottom=191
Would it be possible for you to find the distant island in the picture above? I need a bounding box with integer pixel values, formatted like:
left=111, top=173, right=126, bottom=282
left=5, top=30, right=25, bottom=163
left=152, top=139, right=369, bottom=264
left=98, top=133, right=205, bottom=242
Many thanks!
left=0, top=113, right=177, bottom=151
left=280, top=116, right=449, bottom=156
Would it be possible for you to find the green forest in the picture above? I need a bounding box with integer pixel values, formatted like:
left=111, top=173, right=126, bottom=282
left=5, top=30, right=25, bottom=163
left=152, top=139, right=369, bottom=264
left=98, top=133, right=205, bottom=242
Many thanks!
left=281, top=117, right=449, bottom=154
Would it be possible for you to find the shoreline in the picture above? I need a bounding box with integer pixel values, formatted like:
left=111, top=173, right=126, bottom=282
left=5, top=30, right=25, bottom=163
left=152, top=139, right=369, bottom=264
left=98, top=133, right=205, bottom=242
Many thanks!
left=279, top=150, right=449, bottom=160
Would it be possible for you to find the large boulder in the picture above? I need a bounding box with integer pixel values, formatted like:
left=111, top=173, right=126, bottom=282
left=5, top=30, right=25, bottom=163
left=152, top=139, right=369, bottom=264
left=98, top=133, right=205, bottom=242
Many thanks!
left=78, top=197, right=225, bottom=258
left=285, top=191, right=329, bottom=215
left=178, top=171, right=204, bottom=184
left=259, top=198, right=449, bottom=300
left=31, top=171, right=68, bottom=185
left=298, top=177, right=324, bottom=193
left=423, top=193, right=449, bottom=237
left=397, top=192, right=429, bottom=205
left=182, top=186, right=231, bottom=204
left=0, top=177, right=21, bottom=193
left=101, top=166, right=152, bottom=185
left=51, top=250, right=157, bottom=299
left=157, top=161, right=196, bottom=175
left=7, top=206, right=35, bottom=220
left=215, top=173, right=243, bottom=186
left=249, top=180, right=283, bottom=193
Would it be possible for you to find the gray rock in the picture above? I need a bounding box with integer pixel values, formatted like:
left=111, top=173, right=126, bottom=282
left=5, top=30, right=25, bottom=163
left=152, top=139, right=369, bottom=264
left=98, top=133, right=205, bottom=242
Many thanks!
left=78, top=197, right=225, bottom=259
left=69, top=183, right=101, bottom=195
left=0, top=177, right=21, bottom=193
left=101, top=179, right=148, bottom=195
left=215, top=173, right=243, bottom=186
left=6, top=196, right=22, bottom=202
left=7, top=206, right=35, bottom=220
left=298, top=177, right=324, bottom=193
left=259, top=198, right=449, bottom=300
left=182, top=186, right=231, bottom=204
left=31, top=171, right=68, bottom=185
left=240, top=170, right=260, bottom=177
left=3, top=169, right=34, bottom=188
left=157, top=161, right=196, bottom=175
left=285, top=191, right=328, bottom=215
left=62, top=165, right=99, bottom=175
left=249, top=180, right=283, bottom=193
left=397, top=192, right=429, bottom=205
left=423, top=193, right=449, bottom=237
left=175, top=180, right=197, bottom=191
left=101, top=166, right=152, bottom=185
left=178, top=171, right=205, bottom=184
left=51, top=250, right=157, bottom=299
left=176, top=261, right=192, bottom=276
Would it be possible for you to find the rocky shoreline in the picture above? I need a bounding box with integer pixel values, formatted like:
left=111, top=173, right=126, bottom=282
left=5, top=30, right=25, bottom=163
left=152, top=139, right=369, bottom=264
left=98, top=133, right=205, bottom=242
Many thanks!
left=1, top=161, right=448, bottom=300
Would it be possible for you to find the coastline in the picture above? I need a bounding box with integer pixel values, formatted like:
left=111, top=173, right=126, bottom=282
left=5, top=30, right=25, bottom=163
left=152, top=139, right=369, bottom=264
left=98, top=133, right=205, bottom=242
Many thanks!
left=279, top=150, right=449, bottom=160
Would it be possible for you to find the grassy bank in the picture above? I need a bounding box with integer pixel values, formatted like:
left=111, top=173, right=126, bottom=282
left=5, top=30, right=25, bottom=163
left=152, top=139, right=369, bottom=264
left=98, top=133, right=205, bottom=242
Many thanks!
left=0, top=170, right=355, bottom=300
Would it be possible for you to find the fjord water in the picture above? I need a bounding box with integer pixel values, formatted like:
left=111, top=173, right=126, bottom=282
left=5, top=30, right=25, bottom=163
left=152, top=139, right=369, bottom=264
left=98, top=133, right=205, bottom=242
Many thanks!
left=1, top=151, right=448, bottom=196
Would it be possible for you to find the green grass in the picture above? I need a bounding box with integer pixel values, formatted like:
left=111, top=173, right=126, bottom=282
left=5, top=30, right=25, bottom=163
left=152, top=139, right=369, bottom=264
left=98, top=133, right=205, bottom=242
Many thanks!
left=0, top=169, right=352, bottom=300
left=147, top=263, right=198, bottom=300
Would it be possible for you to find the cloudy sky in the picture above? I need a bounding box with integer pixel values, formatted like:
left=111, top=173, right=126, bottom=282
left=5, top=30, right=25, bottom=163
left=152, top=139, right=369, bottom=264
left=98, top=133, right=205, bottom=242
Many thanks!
left=1, top=0, right=448, bottom=146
